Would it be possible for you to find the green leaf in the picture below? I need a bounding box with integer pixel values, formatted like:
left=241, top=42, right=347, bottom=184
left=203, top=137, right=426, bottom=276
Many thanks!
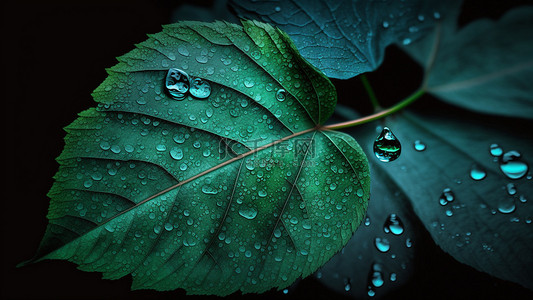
left=342, top=106, right=533, bottom=290
left=26, top=20, right=370, bottom=295
left=403, top=5, right=533, bottom=119
left=230, top=0, right=452, bottom=79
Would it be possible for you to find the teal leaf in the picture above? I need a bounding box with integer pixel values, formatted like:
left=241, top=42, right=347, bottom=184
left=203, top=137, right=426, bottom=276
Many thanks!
left=402, top=5, right=533, bottom=119
left=230, top=0, right=453, bottom=79
left=25, top=20, right=371, bottom=295
left=341, top=105, right=533, bottom=290
left=317, top=144, right=422, bottom=298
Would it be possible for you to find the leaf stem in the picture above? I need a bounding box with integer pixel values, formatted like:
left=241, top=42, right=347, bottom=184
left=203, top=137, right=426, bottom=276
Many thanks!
left=360, top=74, right=381, bottom=111
left=323, top=88, right=425, bottom=130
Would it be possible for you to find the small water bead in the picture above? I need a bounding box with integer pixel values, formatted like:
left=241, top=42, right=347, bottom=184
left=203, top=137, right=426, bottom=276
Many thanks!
left=445, top=209, right=453, bottom=217
left=166, top=68, right=190, bottom=100
left=189, top=77, right=211, bottom=99
left=499, top=151, right=529, bottom=179
left=374, top=237, right=390, bottom=253
left=498, top=198, right=516, bottom=214
left=276, top=89, right=286, bottom=101
left=364, top=216, right=371, bottom=226
left=519, top=195, right=527, bottom=203
left=373, top=127, right=401, bottom=162
left=506, top=183, right=517, bottom=196
left=413, top=140, right=426, bottom=151
left=439, top=188, right=455, bottom=206
left=490, top=143, right=503, bottom=157
left=390, top=273, right=397, bottom=282
left=406, top=238, right=412, bottom=248
left=383, top=214, right=404, bottom=235
left=382, top=21, right=390, bottom=28
left=470, top=164, right=487, bottom=181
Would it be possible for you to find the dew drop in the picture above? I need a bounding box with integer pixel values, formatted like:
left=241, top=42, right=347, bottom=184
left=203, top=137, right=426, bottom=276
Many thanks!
left=490, top=143, right=503, bottom=157
left=364, top=216, right=371, bottom=226
left=382, top=21, right=390, bottom=28
left=373, top=127, right=401, bottom=162
left=374, top=237, right=390, bottom=253
left=368, top=263, right=384, bottom=288
left=470, top=164, right=487, bottom=181
left=406, top=238, right=412, bottom=248
left=413, top=140, right=426, bottom=152
left=439, top=188, right=454, bottom=206
left=506, top=183, right=517, bottom=196
left=390, top=273, right=397, bottom=282
left=201, top=185, right=218, bottom=195
left=276, top=89, right=286, bottom=101
left=499, top=151, right=529, bottom=179
left=498, top=198, right=516, bottom=214
left=170, top=148, right=184, bottom=160
left=189, top=77, right=211, bottom=99
left=239, top=206, right=258, bottom=220
left=166, top=68, right=189, bottom=100
left=383, top=213, right=404, bottom=235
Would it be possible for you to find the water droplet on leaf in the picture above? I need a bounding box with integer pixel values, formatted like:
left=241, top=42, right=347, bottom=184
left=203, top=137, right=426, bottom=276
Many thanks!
left=374, top=237, right=390, bottom=252
left=189, top=77, right=211, bottom=99
left=499, top=151, right=529, bottom=179
left=239, top=206, right=258, bottom=220
left=276, top=89, right=286, bottom=101
left=414, top=140, right=426, bottom=151
left=490, top=143, right=503, bottom=157
left=373, top=127, right=401, bottom=162
left=470, top=164, right=487, bottom=181
left=383, top=214, right=404, bottom=235
left=166, top=68, right=189, bottom=100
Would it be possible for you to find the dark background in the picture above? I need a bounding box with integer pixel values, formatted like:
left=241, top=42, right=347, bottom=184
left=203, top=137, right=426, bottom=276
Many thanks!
left=2, top=0, right=532, bottom=299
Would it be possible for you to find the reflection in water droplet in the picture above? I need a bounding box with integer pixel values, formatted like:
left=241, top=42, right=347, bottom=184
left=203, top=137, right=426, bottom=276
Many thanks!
left=373, top=127, right=401, bottom=162
left=383, top=214, right=404, bottom=235
left=490, top=143, right=503, bottom=157
left=414, top=140, right=426, bottom=151
left=374, top=237, right=390, bottom=252
left=470, top=164, right=487, bottom=181
left=499, top=151, right=529, bottom=179
left=166, top=68, right=189, bottom=100
left=439, top=188, right=454, bottom=206
left=498, top=198, right=516, bottom=214
left=189, top=77, right=211, bottom=99
left=239, top=206, right=258, bottom=220
left=276, top=89, right=286, bottom=102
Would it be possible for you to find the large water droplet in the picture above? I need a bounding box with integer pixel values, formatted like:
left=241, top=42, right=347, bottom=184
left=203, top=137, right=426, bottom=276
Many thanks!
left=414, top=140, right=426, bottom=151
left=383, top=214, right=404, bottom=235
left=499, top=151, right=529, bottom=179
left=374, top=237, right=390, bottom=252
left=166, top=68, right=189, bottom=100
left=373, top=127, right=401, bottom=162
left=490, top=143, right=503, bottom=157
left=498, top=198, right=516, bottom=214
left=439, top=188, right=455, bottom=206
left=470, top=164, right=487, bottom=181
left=239, top=206, right=258, bottom=220
left=189, top=77, right=211, bottom=99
